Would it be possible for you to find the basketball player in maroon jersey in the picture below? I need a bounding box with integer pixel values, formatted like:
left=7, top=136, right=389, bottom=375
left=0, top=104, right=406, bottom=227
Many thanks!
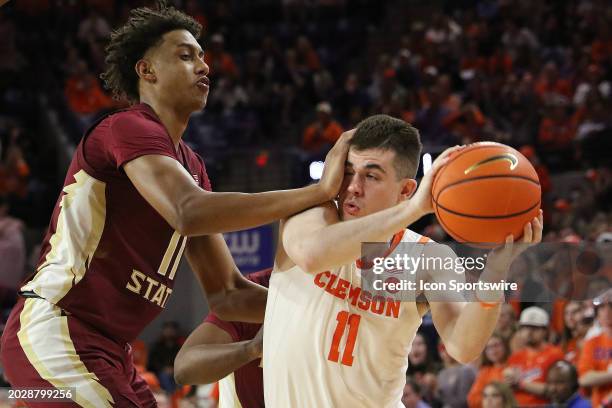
left=174, top=269, right=271, bottom=408
left=0, top=3, right=350, bottom=407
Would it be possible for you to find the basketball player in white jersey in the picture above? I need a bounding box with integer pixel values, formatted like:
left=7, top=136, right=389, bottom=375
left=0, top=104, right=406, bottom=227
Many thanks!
left=263, top=114, right=543, bottom=407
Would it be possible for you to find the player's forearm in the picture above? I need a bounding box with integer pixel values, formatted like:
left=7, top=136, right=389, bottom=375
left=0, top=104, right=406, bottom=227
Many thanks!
left=207, top=279, right=267, bottom=323
left=579, top=370, right=612, bottom=387
left=294, top=200, right=424, bottom=274
left=174, top=341, right=259, bottom=385
left=444, top=302, right=501, bottom=364
left=178, top=184, right=328, bottom=236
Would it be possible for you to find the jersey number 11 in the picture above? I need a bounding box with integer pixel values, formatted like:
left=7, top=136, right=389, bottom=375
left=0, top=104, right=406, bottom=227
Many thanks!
left=328, top=311, right=361, bottom=366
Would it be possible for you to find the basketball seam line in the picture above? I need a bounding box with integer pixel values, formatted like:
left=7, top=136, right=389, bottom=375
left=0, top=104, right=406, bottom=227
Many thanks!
left=433, top=143, right=508, bottom=193
left=432, top=199, right=541, bottom=219
left=434, top=174, right=541, bottom=203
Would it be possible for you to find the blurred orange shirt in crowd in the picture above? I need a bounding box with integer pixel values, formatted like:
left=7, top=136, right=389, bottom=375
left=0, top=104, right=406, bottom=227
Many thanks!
left=302, top=121, right=343, bottom=153
left=506, top=344, right=564, bottom=406
left=467, top=365, right=505, bottom=408
left=65, top=74, right=113, bottom=115
left=578, top=332, right=612, bottom=408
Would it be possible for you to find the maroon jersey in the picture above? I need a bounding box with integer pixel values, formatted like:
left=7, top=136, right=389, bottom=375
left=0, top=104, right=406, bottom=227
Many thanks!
left=205, top=268, right=270, bottom=408
left=21, top=103, right=211, bottom=344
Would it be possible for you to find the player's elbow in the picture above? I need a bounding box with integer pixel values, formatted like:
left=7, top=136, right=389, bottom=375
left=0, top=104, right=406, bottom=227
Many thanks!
left=447, top=343, right=480, bottom=365
left=286, top=241, right=325, bottom=274
left=173, top=352, right=191, bottom=385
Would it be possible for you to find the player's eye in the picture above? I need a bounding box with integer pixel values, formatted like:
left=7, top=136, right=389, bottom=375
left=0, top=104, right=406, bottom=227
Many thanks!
left=180, top=54, right=192, bottom=60
left=366, top=174, right=378, bottom=180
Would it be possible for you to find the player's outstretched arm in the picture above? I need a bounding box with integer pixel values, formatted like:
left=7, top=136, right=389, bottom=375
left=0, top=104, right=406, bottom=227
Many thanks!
left=174, top=321, right=261, bottom=385
left=186, top=234, right=267, bottom=323
left=280, top=145, right=464, bottom=274
left=123, top=131, right=353, bottom=237
left=425, top=214, right=543, bottom=364
left=281, top=199, right=425, bottom=274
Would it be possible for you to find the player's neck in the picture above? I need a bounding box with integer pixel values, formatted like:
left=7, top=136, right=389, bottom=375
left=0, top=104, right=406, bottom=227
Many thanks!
left=140, top=98, right=188, bottom=148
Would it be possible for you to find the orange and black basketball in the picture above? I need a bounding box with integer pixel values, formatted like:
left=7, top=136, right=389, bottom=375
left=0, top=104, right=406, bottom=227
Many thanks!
left=432, top=142, right=541, bottom=248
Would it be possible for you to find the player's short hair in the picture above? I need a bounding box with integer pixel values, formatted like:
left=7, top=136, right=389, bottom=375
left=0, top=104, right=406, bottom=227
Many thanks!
left=350, top=114, right=422, bottom=179
left=101, top=0, right=202, bottom=102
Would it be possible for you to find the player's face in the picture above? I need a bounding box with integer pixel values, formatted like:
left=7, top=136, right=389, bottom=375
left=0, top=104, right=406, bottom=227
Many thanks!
left=482, top=385, right=504, bottom=408
left=338, top=148, right=416, bottom=220
left=144, top=30, right=209, bottom=112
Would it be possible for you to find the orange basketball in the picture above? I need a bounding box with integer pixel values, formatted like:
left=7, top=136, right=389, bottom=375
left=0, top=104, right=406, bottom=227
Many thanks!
left=431, top=142, right=541, bottom=248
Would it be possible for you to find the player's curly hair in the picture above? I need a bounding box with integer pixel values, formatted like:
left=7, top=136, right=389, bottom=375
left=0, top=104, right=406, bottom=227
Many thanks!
left=100, top=0, right=202, bottom=102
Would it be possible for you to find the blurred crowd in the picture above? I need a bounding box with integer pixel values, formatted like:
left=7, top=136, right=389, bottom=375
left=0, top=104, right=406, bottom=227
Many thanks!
left=1, top=0, right=611, bottom=406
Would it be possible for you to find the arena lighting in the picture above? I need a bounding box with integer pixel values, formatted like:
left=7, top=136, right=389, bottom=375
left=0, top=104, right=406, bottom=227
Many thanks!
left=422, top=153, right=432, bottom=175
left=309, top=161, right=325, bottom=180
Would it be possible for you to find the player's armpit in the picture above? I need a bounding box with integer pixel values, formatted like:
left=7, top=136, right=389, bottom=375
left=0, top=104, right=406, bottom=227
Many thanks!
left=281, top=201, right=340, bottom=274
left=175, top=322, right=257, bottom=385
left=186, top=234, right=267, bottom=323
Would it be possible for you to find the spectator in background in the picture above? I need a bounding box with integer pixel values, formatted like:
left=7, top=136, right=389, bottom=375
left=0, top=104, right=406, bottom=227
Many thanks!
left=302, top=101, right=343, bottom=155
left=546, top=360, right=591, bottom=408
left=537, top=96, right=577, bottom=162
left=573, top=64, right=610, bottom=107
left=578, top=289, right=612, bottom=408
left=0, top=125, right=30, bottom=198
left=402, top=378, right=432, bottom=408
left=407, top=332, right=442, bottom=406
left=561, top=301, right=588, bottom=365
left=481, top=382, right=516, bottom=408
left=77, top=8, right=111, bottom=44
left=436, top=342, right=476, bottom=408
left=0, top=195, right=25, bottom=310
left=503, top=307, right=564, bottom=406
left=64, top=59, right=114, bottom=131
left=468, top=334, right=511, bottom=408
left=534, top=62, right=573, bottom=102
left=495, top=305, right=518, bottom=350
left=414, top=85, right=452, bottom=148
left=295, top=35, right=321, bottom=72
left=334, top=73, right=371, bottom=126
left=204, top=34, right=238, bottom=80
left=149, top=321, right=184, bottom=395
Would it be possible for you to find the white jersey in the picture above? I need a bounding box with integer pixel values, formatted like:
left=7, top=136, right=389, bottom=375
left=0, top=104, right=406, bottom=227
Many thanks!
left=263, top=229, right=429, bottom=408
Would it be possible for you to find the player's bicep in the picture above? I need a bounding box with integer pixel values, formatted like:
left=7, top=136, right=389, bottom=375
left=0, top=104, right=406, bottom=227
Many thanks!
left=124, top=154, right=203, bottom=233
left=281, top=201, right=339, bottom=269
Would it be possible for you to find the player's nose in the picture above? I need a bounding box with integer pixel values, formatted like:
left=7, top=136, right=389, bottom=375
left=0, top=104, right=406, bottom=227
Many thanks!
left=347, top=174, right=363, bottom=196
left=196, top=57, right=209, bottom=76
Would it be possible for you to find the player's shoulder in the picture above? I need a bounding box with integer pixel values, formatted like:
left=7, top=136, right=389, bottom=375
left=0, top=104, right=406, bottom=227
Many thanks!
left=107, top=103, right=166, bottom=135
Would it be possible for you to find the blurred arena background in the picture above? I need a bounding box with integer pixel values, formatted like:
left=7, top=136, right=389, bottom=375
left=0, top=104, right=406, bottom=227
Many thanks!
left=0, top=0, right=611, bottom=406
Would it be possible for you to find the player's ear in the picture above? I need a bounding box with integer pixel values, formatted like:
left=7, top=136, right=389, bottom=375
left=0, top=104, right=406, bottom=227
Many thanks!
left=400, top=178, right=417, bottom=201
left=135, top=59, right=157, bottom=83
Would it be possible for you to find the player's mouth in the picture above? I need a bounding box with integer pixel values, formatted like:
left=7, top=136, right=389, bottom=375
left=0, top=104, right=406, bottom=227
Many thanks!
left=343, top=202, right=360, bottom=216
left=196, top=76, right=210, bottom=92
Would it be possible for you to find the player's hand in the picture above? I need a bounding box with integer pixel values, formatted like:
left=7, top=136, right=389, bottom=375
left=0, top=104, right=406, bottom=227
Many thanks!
left=485, top=210, right=543, bottom=278
left=318, top=129, right=355, bottom=200
left=411, top=145, right=466, bottom=216
left=248, top=325, right=264, bottom=360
